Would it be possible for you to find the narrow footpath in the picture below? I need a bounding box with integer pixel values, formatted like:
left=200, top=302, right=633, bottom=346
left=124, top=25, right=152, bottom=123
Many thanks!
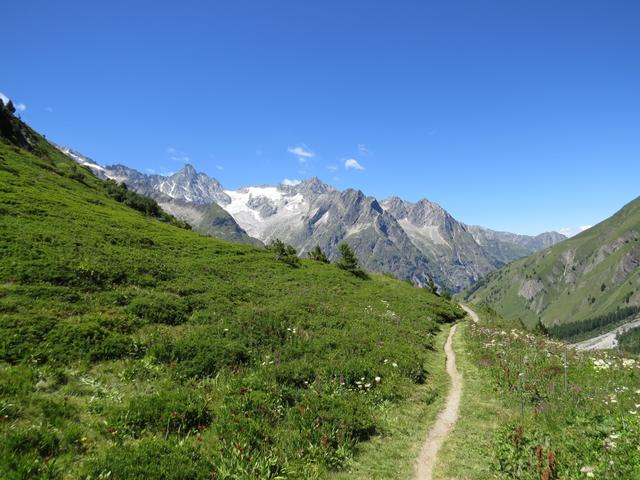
left=415, top=304, right=478, bottom=479
left=414, top=322, right=462, bottom=480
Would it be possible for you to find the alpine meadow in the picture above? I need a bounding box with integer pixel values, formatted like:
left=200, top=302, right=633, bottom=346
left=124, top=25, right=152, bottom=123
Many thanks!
left=3, top=1, right=640, bottom=479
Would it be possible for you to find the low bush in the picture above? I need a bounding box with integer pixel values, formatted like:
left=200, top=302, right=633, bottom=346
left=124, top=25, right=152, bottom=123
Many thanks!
left=127, top=292, right=192, bottom=325
left=83, top=438, right=212, bottom=480
left=45, top=315, right=139, bottom=362
left=151, top=327, right=249, bottom=378
left=112, top=388, right=211, bottom=436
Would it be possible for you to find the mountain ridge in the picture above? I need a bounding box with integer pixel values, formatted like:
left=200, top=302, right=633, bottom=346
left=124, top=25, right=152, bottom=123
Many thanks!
left=61, top=151, right=566, bottom=291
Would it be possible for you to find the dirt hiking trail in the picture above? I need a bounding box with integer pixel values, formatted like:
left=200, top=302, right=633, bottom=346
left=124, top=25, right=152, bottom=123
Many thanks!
left=414, top=321, right=462, bottom=479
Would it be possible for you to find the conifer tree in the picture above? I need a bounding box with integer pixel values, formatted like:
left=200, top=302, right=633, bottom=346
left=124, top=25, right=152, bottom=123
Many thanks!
left=336, top=243, right=367, bottom=279
left=308, top=245, right=329, bottom=263
left=268, top=239, right=300, bottom=267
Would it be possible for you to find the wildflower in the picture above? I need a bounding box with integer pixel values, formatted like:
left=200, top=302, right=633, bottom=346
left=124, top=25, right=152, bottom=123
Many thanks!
left=593, top=359, right=610, bottom=371
left=580, top=466, right=594, bottom=476
left=374, top=376, right=381, bottom=383
left=392, top=362, right=398, bottom=368
left=630, top=410, right=637, bottom=415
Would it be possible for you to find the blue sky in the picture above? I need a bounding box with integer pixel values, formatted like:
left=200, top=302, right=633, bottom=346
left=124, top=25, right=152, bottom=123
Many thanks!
left=3, top=0, right=639, bottom=236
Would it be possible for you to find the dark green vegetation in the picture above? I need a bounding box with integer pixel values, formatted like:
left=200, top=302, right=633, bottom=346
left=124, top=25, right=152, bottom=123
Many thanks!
left=267, top=239, right=301, bottom=268
left=618, top=326, right=640, bottom=354
left=548, top=305, right=640, bottom=342
left=437, top=306, right=640, bottom=479
left=466, top=197, right=640, bottom=340
left=308, top=245, right=330, bottom=264
left=336, top=243, right=368, bottom=279
left=0, top=107, right=463, bottom=479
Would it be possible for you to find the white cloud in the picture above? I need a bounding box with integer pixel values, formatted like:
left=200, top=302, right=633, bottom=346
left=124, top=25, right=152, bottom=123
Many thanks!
left=579, top=225, right=593, bottom=232
left=0, top=93, right=8, bottom=105
left=559, top=227, right=572, bottom=235
left=357, top=144, right=368, bottom=156
left=15, top=103, right=26, bottom=112
left=215, top=165, right=224, bottom=171
left=167, top=147, right=190, bottom=163
left=282, top=178, right=302, bottom=186
left=326, top=165, right=338, bottom=172
left=287, top=145, right=315, bottom=161
left=345, top=158, right=365, bottom=170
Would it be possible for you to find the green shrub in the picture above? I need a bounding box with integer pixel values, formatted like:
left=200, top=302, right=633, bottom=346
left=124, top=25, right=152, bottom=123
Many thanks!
left=83, top=438, right=212, bottom=480
left=2, top=426, right=60, bottom=457
left=127, top=293, right=191, bottom=325
left=0, top=315, right=57, bottom=363
left=112, top=388, right=211, bottom=436
left=151, top=328, right=249, bottom=379
left=45, top=315, right=139, bottom=362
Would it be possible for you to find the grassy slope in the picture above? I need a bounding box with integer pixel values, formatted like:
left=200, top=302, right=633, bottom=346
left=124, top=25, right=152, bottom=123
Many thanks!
left=436, top=306, right=640, bottom=479
left=466, top=197, right=640, bottom=328
left=0, top=124, right=463, bottom=479
left=332, top=325, right=452, bottom=480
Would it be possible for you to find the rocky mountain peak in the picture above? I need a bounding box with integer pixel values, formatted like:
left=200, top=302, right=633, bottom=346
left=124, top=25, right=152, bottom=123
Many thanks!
left=285, top=176, right=335, bottom=196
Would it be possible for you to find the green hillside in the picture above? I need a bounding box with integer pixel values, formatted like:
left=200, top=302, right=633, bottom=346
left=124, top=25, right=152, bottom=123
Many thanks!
left=0, top=106, right=462, bottom=478
left=465, top=197, right=640, bottom=336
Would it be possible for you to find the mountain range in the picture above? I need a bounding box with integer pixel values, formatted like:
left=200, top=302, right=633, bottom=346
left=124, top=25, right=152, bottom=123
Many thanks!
left=60, top=148, right=566, bottom=291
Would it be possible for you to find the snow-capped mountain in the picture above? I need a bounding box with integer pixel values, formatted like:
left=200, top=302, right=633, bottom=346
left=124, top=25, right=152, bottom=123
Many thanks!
left=62, top=151, right=566, bottom=291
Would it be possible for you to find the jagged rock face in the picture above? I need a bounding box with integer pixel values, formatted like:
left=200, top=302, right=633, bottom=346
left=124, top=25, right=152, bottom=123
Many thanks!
left=60, top=150, right=566, bottom=291
left=381, top=197, right=499, bottom=291
left=104, top=164, right=230, bottom=206
left=153, top=165, right=230, bottom=205
left=222, top=180, right=433, bottom=284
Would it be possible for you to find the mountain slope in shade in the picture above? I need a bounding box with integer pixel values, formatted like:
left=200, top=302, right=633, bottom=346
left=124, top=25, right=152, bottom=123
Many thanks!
left=155, top=196, right=263, bottom=247
left=62, top=154, right=565, bottom=291
left=466, top=196, right=640, bottom=328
